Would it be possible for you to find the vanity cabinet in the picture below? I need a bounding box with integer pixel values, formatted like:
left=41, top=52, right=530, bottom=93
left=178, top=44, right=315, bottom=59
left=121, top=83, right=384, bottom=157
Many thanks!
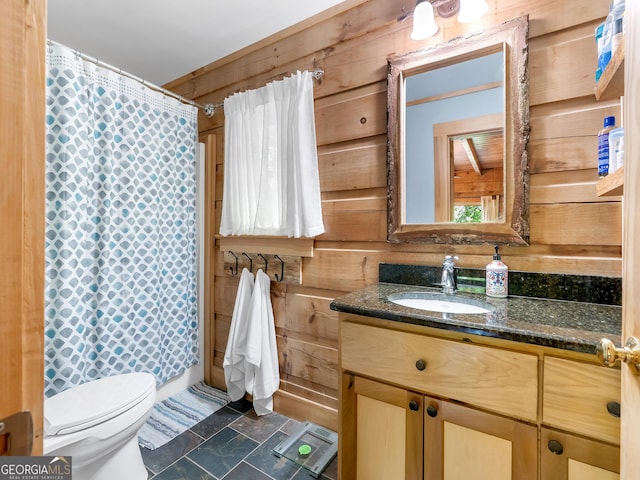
left=339, top=315, right=621, bottom=480
left=340, top=318, right=538, bottom=479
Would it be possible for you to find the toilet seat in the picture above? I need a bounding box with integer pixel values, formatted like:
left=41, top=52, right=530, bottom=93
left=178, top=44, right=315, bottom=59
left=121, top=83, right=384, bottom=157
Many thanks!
left=45, top=373, right=156, bottom=436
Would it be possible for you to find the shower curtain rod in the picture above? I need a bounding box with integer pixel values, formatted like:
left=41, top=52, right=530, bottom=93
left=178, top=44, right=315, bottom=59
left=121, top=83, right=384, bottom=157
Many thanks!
left=205, top=68, right=326, bottom=116
left=47, top=39, right=216, bottom=118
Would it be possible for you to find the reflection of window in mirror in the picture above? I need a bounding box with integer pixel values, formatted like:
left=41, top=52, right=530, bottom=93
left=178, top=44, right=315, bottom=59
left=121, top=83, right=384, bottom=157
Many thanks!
left=404, top=50, right=504, bottom=224
left=434, top=112, right=504, bottom=222
left=454, top=205, right=482, bottom=223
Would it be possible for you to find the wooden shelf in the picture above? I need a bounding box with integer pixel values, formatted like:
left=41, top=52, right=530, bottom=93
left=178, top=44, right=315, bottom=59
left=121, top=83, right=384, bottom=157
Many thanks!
left=596, top=166, right=624, bottom=197
left=594, top=38, right=624, bottom=101
left=594, top=37, right=624, bottom=198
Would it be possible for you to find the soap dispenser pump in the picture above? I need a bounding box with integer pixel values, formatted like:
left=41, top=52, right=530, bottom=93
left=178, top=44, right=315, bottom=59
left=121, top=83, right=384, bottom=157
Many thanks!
left=486, top=245, right=508, bottom=298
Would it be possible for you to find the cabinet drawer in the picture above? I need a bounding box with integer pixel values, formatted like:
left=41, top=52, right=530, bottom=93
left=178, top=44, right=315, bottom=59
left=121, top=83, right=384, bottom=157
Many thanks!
left=543, top=356, right=620, bottom=445
left=340, top=322, right=538, bottom=421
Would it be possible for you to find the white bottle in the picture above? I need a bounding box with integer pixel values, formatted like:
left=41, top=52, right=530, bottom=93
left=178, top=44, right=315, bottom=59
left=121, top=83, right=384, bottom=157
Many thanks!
left=486, top=245, right=508, bottom=298
left=599, top=12, right=613, bottom=73
left=610, top=0, right=625, bottom=57
left=608, top=127, right=624, bottom=173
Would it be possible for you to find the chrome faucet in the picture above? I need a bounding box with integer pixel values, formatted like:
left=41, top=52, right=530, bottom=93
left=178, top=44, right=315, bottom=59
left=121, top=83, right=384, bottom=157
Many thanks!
left=440, top=255, right=459, bottom=295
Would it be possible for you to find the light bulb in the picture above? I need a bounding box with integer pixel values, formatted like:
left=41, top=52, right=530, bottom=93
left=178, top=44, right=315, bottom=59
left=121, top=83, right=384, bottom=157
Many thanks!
left=411, top=1, right=438, bottom=40
left=457, top=0, right=488, bottom=23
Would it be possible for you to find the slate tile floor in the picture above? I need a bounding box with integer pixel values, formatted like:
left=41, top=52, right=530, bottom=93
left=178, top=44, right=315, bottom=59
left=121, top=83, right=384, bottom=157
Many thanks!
left=140, top=398, right=338, bottom=480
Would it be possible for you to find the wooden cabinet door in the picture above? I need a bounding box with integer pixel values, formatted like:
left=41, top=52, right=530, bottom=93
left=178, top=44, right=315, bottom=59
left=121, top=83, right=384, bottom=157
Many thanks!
left=540, top=428, right=620, bottom=480
left=340, top=375, right=423, bottom=480
left=424, top=398, right=537, bottom=480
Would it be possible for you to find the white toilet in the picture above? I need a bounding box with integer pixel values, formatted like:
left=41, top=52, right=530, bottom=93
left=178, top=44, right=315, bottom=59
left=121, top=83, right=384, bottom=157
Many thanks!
left=44, top=372, right=156, bottom=480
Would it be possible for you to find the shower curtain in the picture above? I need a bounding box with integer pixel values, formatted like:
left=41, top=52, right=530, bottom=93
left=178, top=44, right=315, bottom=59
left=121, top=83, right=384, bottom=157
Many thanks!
left=44, top=43, right=199, bottom=397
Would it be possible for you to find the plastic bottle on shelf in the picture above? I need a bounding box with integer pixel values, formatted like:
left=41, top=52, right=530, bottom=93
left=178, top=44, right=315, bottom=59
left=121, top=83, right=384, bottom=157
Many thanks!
left=610, top=0, right=625, bottom=57
left=611, top=16, right=624, bottom=56
left=595, top=22, right=605, bottom=82
left=616, top=135, right=625, bottom=169
left=598, top=116, right=617, bottom=178
left=599, top=8, right=614, bottom=74
left=608, top=127, right=624, bottom=173
left=600, top=0, right=625, bottom=75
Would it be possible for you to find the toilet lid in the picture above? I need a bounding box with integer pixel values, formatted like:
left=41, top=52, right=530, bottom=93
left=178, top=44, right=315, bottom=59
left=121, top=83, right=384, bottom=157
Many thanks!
left=44, top=372, right=156, bottom=436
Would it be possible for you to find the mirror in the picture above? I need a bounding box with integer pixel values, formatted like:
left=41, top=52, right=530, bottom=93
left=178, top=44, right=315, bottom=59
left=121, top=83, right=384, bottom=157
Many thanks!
left=387, top=16, right=529, bottom=244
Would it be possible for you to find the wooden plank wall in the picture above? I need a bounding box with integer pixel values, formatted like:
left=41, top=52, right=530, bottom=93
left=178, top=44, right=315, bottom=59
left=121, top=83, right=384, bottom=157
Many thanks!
left=166, top=0, right=621, bottom=429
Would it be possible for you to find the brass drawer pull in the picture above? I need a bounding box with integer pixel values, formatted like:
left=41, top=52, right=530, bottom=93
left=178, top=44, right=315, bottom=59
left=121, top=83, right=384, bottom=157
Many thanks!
left=415, top=359, right=426, bottom=371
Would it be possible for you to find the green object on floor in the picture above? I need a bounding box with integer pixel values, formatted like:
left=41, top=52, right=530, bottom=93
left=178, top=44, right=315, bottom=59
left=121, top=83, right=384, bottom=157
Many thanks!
left=272, top=421, right=338, bottom=478
left=298, top=444, right=312, bottom=457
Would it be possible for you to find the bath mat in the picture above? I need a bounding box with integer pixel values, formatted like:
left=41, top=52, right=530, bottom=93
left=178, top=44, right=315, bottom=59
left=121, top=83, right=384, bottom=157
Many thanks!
left=138, top=382, right=230, bottom=450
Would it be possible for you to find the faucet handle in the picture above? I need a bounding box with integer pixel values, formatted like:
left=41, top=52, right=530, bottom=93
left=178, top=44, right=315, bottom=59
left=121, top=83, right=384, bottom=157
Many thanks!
left=443, top=255, right=459, bottom=265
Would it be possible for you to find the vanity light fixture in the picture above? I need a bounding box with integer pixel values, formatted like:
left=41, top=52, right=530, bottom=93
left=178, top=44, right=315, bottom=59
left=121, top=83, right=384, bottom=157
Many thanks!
left=402, top=0, right=489, bottom=40
left=411, top=1, right=438, bottom=40
left=458, top=0, right=489, bottom=23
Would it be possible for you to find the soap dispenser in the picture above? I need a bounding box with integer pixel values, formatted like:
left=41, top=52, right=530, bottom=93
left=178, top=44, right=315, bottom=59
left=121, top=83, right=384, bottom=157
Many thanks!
left=486, top=245, right=508, bottom=298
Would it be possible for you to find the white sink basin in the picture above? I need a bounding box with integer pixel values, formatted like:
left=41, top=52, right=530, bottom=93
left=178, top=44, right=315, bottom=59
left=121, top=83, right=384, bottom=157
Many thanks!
left=388, top=292, right=492, bottom=314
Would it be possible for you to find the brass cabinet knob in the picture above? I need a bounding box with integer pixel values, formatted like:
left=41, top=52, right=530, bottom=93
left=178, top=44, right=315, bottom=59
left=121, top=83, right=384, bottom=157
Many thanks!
left=597, top=337, right=640, bottom=375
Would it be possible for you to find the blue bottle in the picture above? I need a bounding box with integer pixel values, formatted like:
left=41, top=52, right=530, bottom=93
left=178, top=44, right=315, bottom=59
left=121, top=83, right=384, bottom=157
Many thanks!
left=598, top=116, right=617, bottom=178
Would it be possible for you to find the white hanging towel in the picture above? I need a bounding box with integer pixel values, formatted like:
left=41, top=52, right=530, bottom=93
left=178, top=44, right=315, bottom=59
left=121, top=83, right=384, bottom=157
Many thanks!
left=223, top=268, right=255, bottom=401
left=244, top=269, right=280, bottom=415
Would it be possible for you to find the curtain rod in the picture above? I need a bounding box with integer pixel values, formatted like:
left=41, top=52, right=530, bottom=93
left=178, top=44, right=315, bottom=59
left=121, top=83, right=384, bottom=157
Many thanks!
left=46, top=39, right=215, bottom=118
left=206, top=68, right=326, bottom=115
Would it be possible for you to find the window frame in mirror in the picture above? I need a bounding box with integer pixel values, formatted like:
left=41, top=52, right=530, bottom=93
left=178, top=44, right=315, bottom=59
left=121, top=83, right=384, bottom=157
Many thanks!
left=387, top=16, right=530, bottom=245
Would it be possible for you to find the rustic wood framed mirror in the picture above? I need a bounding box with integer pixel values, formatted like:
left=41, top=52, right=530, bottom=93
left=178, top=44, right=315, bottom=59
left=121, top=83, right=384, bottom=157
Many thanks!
left=387, top=16, right=529, bottom=245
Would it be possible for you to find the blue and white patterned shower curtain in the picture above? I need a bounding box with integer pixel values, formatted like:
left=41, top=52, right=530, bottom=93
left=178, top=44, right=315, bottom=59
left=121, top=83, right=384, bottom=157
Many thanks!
left=44, top=43, right=199, bottom=397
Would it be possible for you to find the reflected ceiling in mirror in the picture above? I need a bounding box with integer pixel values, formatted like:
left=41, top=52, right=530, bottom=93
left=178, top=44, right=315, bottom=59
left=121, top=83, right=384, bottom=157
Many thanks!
left=387, top=16, right=530, bottom=245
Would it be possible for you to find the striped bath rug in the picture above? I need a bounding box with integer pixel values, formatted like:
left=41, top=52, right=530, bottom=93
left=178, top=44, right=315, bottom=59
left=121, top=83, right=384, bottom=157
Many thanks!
left=138, top=382, right=230, bottom=450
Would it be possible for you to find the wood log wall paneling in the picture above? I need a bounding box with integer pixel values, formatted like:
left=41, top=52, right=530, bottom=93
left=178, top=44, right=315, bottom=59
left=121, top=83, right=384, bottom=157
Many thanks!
left=170, top=0, right=620, bottom=429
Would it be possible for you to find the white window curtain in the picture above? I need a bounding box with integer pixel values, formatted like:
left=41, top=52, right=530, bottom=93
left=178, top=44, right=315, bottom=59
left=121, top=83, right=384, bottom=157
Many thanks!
left=219, top=70, right=325, bottom=237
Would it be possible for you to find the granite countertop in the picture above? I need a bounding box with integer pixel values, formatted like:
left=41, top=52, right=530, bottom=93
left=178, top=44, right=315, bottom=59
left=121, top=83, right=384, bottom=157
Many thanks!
left=330, top=282, right=622, bottom=355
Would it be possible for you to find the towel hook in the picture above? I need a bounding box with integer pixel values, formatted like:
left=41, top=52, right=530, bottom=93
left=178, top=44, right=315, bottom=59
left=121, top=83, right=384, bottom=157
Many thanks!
left=274, top=255, right=284, bottom=282
left=242, top=252, right=252, bottom=272
left=229, top=251, right=239, bottom=276
left=258, top=253, right=268, bottom=273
